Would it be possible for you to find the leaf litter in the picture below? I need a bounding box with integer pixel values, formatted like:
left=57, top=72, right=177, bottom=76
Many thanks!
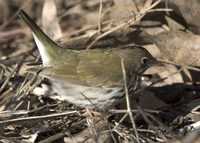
left=0, top=0, right=200, bottom=142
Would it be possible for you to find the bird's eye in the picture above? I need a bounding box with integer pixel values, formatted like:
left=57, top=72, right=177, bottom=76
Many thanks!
left=141, top=57, right=149, bottom=65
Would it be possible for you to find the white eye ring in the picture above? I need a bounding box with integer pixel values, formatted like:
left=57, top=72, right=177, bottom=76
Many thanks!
left=141, top=57, right=148, bottom=65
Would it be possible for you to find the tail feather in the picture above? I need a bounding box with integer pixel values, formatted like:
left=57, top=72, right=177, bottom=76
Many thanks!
left=19, top=10, right=60, bottom=66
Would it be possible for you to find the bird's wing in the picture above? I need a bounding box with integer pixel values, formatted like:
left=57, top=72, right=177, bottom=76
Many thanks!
left=76, top=50, right=124, bottom=87
left=29, top=50, right=126, bottom=87
left=29, top=60, right=86, bottom=85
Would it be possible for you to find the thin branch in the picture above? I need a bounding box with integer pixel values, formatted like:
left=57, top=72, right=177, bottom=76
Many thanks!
left=98, top=0, right=103, bottom=35
left=121, top=59, right=140, bottom=143
left=86, top=0, right=162, bottom=49
left=0, top=111, right=77, bottom=125
left=157, top=58, right=200, bottom=72
left=137, top=106, right=169, bottom=142
left=149, top=56, right=200, bottom=87
left=0, top=63, right=19, bottom=93
left=0, top=0, right=34, bottom=31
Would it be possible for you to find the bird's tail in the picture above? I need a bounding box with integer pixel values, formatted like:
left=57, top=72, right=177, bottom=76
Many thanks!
left=19, top=10, right=61, bottom=66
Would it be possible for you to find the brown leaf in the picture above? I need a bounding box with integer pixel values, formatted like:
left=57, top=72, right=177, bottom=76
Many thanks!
left=138, top=91, right=168, bottom=110
left=102, top=4, right=138, bottom=26
left=169, top=0, right=200, bottom=34
left=60, top=27, right=152, bottom=49
left=165, top=15, right=187, bottom=31
left=113, top=0, right=135, bottom=5
left=42, top=0, right=62, bottom=40
left=152, top=30, right=200, bottom=66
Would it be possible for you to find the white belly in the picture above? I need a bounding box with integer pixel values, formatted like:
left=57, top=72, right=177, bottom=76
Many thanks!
left=52, top=82, right=124, bottom=109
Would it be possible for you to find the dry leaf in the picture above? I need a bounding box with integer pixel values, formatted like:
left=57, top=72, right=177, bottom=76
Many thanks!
left=152, top=30, right=200, bottom=66
left=60, top=27, right=152, bottom=49
left=144, top=43, right=191, bottom=83
left=138, top=91, right=168, bottom=110
left=113, top=0, right=135, bottom=5
left=149, top=83, right=185, bottom=104
left=139, top=0, right=153, bottom=13
left=185, top=99, right=200, bottom=122
left=165, top=15, right=187, bottom=31
left=42, top=0, right=62, bottom=40
left=168, top=0, right=200, bottom=34
left=102, top=4, right=138, bottom=26
left=141, top=20, right=166, bottom=35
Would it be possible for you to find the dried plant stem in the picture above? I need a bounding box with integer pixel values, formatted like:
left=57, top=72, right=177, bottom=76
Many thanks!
left=137, top=106, right=169, bottom=142
left=121, top=59, right=140, bottom=143
left=86, top=0, right=162, bottom=49
left=86, top=116, right=97, bottom=142
left=113, top=113, right=128, bottom=130
left=39, top=131, right=65, bottom=143
left=98, top=0, right=103, bottom=35
left=149, top=56, right=200, bottom=88
left=55, top=18, right=128, bottom=42
left=0, top=63, right=19, bottom=93
left=148, top=8, right=173, bottom=12
left=0, top=110, right=77, bottom=125
left=0, top=0, right=34, bottom=31
left=158, top=58, right=200, bottom=72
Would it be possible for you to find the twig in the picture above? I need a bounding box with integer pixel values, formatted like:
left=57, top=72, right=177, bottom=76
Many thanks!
left=98, top=0, right=103, bottom=35
left=148, top=8, right=173, bottom=12
left=86, top=0, right=162, bottom=49
left=0, top=63, right=7, bottom=69
left=109, top=109, right=173, bottom=116
left=171, top=90, right=200, bottom=107
left=55, top=19, right=123, bottom=42
left=157, top=58, right=200, bottom=72
left=86, top=117, right=97, bottom=142
left=113, top=113, right=128, bottom=130
left=39, top=131, right=65, bottom=143
left=144, top=112, right=181, bottom=142
left=135, top=56, right=200, bottom=93
left=0, top=63, right=19, bottom=93
left=0, top=110, right=77, bottom=125
left=0, top=0, right=34, bottom=31
left=137, top=106, right=168, bottom=142
left=0, top=47, right=36, bottom=62
left=153, top=56, right=200, bottom=86
left=121, top=59, right=140, bottom=143
left=13, top=54, right=42, bottom=100
left=0, top=104, right=57, bottom=118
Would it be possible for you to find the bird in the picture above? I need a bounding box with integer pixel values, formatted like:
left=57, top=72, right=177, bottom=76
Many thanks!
left=19, top=9, right=158, bottom=110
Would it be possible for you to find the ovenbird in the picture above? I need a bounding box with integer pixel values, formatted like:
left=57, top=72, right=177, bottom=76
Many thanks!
left=19, top=10, right=157, bottom=110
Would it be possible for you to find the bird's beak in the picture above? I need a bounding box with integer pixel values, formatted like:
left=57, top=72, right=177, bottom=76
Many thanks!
left=153, top=59, right=164, bottom=67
